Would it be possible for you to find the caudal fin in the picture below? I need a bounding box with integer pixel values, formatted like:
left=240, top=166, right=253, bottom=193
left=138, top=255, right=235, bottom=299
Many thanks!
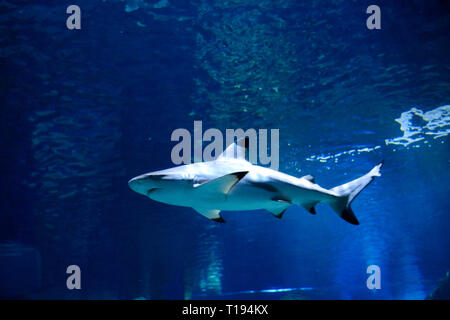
left=329, top=161, right=383, bottom=225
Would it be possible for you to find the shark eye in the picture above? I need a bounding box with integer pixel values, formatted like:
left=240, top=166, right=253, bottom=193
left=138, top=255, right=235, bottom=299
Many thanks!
left=149, top=174, right=167, bottom=180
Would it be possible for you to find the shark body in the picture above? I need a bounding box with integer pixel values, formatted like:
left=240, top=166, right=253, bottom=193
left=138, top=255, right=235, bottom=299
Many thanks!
left=128, top=140, right=383, bottom=225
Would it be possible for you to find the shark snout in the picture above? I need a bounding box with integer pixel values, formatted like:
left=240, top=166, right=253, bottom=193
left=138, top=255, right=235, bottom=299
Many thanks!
left=128, top=172, right=169, bottom=196
left=128, top=174, right=153, bottom=195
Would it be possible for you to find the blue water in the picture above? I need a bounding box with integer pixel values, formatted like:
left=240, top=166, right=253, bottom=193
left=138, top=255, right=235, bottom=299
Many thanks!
left=0, top=0, right=449, bottom=299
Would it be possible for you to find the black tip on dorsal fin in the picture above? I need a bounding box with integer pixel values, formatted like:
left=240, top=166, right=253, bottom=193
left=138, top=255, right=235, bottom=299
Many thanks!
left=237, top=137, right=250, bottom=149
left=212, top=217, right=226, bottom=223
left=218, top=137, right=250, bottom=160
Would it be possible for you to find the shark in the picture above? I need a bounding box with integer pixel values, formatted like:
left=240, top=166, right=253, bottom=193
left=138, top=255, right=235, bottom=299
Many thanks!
left=128, top=138, right=383, bottom=225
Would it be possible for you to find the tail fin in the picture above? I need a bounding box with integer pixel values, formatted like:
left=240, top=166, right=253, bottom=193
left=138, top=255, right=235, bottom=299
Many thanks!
left=329, top=161, right=383, bottom=225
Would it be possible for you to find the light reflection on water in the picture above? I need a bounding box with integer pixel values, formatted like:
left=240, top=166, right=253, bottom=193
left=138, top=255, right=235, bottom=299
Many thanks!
left=306, top=104, right=449, bottom=164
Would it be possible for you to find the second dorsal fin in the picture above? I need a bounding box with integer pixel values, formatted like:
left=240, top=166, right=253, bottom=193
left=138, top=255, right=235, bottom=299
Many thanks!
left=301, top=174, right=315, bottom=183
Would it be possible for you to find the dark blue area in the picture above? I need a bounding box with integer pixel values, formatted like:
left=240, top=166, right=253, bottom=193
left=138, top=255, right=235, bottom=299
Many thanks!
left=0, top=0, right=449, bottom=299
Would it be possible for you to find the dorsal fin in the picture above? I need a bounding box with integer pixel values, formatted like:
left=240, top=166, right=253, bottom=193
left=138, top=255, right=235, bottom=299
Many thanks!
left=301, top=174, right=315, bottom=183
left=217, top=137, right=249, bottom=160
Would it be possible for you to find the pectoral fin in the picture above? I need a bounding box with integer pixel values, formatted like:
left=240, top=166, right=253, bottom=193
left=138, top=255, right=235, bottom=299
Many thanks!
left=194, top=208, right=225, bottom=223
left=194, top=171, right=248, bottom=194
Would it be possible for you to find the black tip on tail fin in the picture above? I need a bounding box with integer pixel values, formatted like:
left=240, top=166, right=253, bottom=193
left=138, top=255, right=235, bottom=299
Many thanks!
left=340, top=207, right=360, bottom=225
left=330, top=162, right=383, bottom=225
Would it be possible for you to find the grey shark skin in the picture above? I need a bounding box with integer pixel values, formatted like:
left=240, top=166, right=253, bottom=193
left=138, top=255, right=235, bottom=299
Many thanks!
left=128, top=140, right=383, bottom=225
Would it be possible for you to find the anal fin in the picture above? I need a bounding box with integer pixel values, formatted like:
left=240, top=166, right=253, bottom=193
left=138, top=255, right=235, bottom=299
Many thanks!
left=302, top=201, right=318, bottom=215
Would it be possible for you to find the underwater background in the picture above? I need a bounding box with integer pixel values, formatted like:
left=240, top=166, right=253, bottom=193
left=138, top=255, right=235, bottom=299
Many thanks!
left=0, top=0, right=449, bottom=299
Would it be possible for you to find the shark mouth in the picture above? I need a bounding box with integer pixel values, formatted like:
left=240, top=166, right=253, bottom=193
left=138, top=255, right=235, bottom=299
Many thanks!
left=147, top=188, right=160, bottom=196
